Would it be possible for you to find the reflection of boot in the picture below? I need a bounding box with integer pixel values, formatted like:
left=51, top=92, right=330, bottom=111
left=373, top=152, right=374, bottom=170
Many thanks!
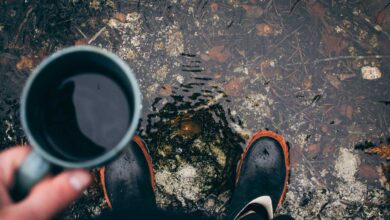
left=99, top=135, right=156, bottom=216
left=228, top=130, right=291, bottom=220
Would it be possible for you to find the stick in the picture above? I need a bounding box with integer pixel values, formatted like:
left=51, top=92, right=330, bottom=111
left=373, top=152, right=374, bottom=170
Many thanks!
left=76, top=27, right=88, bottom=39
left=10, top=6, right=34, bottom=48
left=88, top=27, right=106, bottom=44
left=285, top=55, right=390, bottom=66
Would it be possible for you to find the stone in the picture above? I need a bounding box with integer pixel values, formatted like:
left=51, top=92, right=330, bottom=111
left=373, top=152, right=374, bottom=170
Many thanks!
left=361, top=66, right=382, bottom=80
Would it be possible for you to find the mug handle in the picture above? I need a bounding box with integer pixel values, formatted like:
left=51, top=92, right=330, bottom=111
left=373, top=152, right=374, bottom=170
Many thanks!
left=10, top=151, right=51, bottom=202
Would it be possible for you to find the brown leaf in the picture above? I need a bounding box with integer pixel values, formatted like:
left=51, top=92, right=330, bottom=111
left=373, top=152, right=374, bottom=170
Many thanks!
left=340, top=104, right=353, bottom=120
left=241, top=4, right=264, bottom=17
left=358, top=164, right=379, bottom=179
left=307, top=2, right=327, bottom=19
left=200, top=53, right=210, bottom=61
left=260, top=59, right=280, bottom=79
left=159, top=84, right=173, bottom=97
left=326, top=74, right=341, bottom=89
left=213, top=72, right=222, bottom=80
left=208, top=45, right=230, bottom=63
left=16, top=56, right=34, bottom=71
left=321, top=125, right=329, bottom=134
left=303, top=79, right=312, bottom=89
left=114, top=12, right=126, bottom=23
left=210, top=3, right=218, bottom=13
left=224, top=79, right=242, bottom=97
left=321, top=29, right=348, bottom=56
left=307, top=144, right=320, bottom=158
left=322, top=144, right=335, bottom=155
left=365, top=145, right=390, bottom=160
left=256, top=23, right=273, bottom=36
left=75, top=38, right=88, bottom=45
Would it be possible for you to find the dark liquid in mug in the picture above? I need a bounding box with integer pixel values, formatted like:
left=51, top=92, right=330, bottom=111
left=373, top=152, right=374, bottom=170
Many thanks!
left=43, top=73, right=131, bottom=161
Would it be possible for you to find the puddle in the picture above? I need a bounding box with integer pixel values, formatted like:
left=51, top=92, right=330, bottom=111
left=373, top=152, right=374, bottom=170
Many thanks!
left=140, top=82, right=245, bottom=217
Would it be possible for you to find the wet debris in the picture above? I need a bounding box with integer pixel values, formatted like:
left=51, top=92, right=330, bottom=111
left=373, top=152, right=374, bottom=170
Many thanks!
left=361, top=66, right=382, bottom=80
left=306, top=1, right=327, bottom=19
left=365, top=144, right=390, bottom=160
left=256, top=23, right=274, bottom=36
left=357, top=163, right=379, bottom=179
left=223, top=79, right=242, bottom=97
left=16, top=55, right=34, bottom=71
left=321, top=29, right=348, bottom=56
left=210, top=3, right=218, bottom=13
left=208, top=45, right=231, bottom=63
left=113, top=12, right=126, bottom=23
left=74, top=38, right=88, bottom=45
left=159, top=84, right=173, bottom=97
left=241, top=4, right=264, bottom=18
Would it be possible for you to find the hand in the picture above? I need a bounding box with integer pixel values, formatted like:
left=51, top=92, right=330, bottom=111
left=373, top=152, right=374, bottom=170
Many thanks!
left=0, top=146, right=92, bottom=220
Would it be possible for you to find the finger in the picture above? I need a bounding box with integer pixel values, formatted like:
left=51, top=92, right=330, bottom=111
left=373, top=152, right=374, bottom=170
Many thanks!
left=0, top=146, right=31, bottom=188
left=12, top=169, right=91, bottom=220
left=0, top=183, right=12, bottom=207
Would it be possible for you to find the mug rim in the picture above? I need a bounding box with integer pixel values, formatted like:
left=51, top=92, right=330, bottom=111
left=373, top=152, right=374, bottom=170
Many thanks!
left=20, top=45, right=142, bottom=168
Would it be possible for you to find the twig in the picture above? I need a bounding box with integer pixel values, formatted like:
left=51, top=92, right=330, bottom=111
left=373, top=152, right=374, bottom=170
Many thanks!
left=295, top=34, right=309, bottom=77
left=265, top=0, right=273, bottom=11
left=285, top=55, right=390, bottom=66
left=269, top=25, right=303, bottom=50
left=10, top=6, right=34, bottom=48
left=76, top=27, right=88, bottom=39
left=290, top=0, right=302, bottom=13
left=88, top=27, right=106, bottom=44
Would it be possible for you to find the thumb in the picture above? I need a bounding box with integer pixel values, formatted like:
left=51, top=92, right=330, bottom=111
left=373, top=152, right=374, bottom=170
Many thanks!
left=11, top=169, right=91, bottom=220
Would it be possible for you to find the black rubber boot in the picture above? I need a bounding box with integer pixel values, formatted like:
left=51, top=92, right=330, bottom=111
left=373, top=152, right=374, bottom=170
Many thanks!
left=100, top=135, right=156, bottom=216
left=228, top=130, right=290, bottom=220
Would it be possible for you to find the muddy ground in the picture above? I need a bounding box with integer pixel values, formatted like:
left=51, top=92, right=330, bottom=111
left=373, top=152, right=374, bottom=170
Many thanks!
left=1, top=0, right=390, bottom=219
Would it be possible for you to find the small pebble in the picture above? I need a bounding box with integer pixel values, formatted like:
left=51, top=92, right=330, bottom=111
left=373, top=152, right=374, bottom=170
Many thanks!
left=361, top=66, right=382, bottom=80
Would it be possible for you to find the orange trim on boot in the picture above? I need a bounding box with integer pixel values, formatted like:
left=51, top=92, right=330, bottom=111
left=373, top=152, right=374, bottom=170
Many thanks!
left=99, top=166, right=112, bottom=208
left=235, top=130, right=290, bottom=210
left=99, top=135, right=156, bottom=209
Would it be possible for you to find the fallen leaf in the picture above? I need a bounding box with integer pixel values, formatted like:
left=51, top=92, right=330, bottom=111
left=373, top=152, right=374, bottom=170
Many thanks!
left=307, top=144, right=320, bottom=158
left=376, top=8, right=390, bottom=32
left=159, top=84, right=173, bottom=97
left=114, top=12, right=126, bottom=23
left=260, top=59, right=280, bottom=79
left=208, top=45, right=230, bottom=63
left=326, top=74, right=341, bottom=89
left=321, top=29, right=348, bottom=56
left=213, top=72, right=222, bottom=80
left=338, top=72, right=356, bottom=81
left=321, top=125, right=329, bottom=134
left=307, top=2, right=326, bottom=19
left=322, top=144, right=335, bottom=155
left=241, top=4, right=264, bottom=17
left=224, top=79, right=242, bottom=97
left=340, top=104, right=353, bottom=120
left=358, top=164, right=379, bottom=179
left=16, top=56, right=34, bottom=71
left=303, top=79, right=312, bottom=89
left=200, top=53, right=210, bottom=61
left=365, top=144, right=390, bottom=160
left=210, top=3, right=218, bottom=12
left=75, top=38, right=88, bottom=45
left=256, top=23, right=273, bottom=36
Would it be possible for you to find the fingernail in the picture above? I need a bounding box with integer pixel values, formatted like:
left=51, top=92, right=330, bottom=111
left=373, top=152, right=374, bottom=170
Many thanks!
left=69, top=171, right=91, bottom=191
